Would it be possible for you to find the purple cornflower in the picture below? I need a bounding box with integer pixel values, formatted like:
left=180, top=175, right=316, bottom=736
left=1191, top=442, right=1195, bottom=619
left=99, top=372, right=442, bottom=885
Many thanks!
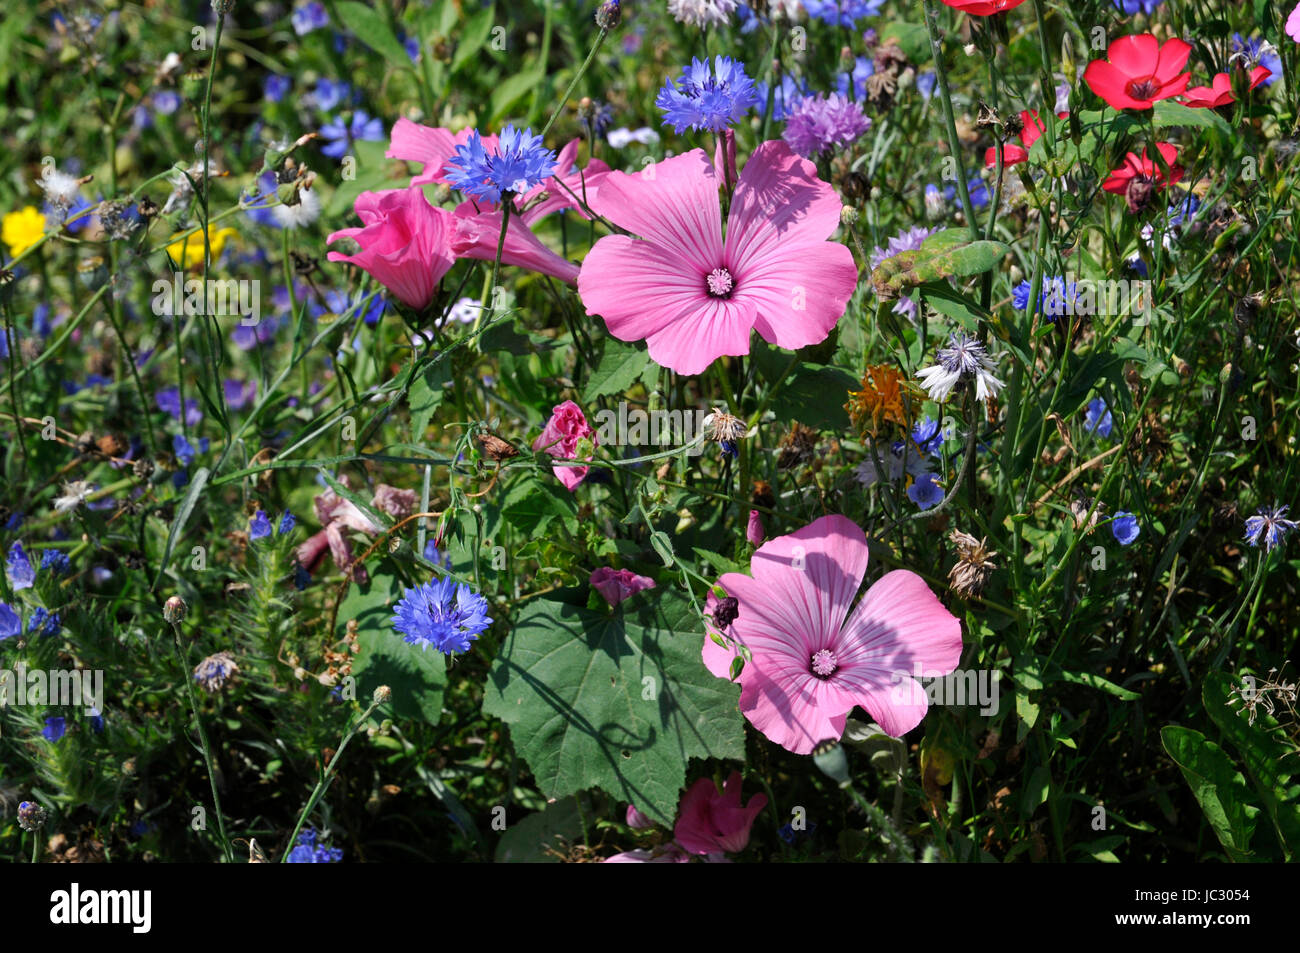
left=7, top=542, right=35, bottom=591
left=1244, top=505, right=1297, bottom=551
left=319, top=111, right=385, bottom=160
left=291, top=1, right=329, bottom=35
left=1084, top=397, right=1113, bottom=439
left=656, top=56, right=759, bottom=134
left=1112, top=511, right=1141, bottom=546
left=392, top=576, right=493, bottom=655
left=782, top=93, right=870, bottom=158
left=249, top=510, right=273, bottom=540
left=444, top=126, right=557, bottom=203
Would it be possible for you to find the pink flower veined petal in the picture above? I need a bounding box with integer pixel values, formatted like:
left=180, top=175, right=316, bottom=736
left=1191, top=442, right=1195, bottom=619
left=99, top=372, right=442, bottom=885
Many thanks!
left=739, top=241, right=858, bottom=351
left=643, top=296, right=757, bottom=375
left=579, top=235, right=721, bottom=343
left=828, top=667, right=932, bottom=738
left=1288, top=1, right=1300, bottom=42
left=586, top=149, right=723, bottom=261
left=386, top=120, right=500, bottom=187
left=450, top=202, right=579, bottom=285
left=518, top=139, right=612, bottom=224
left=738, top=661, right=850, bottom=755
left=725, top=140, right=844, bottom=273
left=836, top=568, right=963, bottom=687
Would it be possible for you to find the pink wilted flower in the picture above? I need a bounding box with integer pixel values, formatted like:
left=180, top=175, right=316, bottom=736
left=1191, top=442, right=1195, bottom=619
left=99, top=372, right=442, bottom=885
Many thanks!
left=532, top=400, right=597, bottom=490
left=325, top=187, right=456, bottom=310
left=297, top=478, right=416, bottom=583
left=674, top=771, right=767, bottom=855
left=625, top=805, right=654, bottom=829
left=702, top=514, right=962, bottom=754
left=577, top=141, right=858, bottom=376
left=591, top=567, right=656, bottom=606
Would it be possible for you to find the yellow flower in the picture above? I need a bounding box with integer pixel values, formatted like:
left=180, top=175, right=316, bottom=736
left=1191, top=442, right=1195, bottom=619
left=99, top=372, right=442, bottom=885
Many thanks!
left=845, top=363, right=918, bottom=435
left=2, top=206, right=47, bottom=258
left=166, top=226, right=238, bottom=268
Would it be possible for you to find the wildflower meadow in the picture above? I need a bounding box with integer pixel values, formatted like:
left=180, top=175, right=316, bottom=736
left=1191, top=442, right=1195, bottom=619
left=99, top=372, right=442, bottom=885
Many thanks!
left=1, top=0, right=1299, bottom=884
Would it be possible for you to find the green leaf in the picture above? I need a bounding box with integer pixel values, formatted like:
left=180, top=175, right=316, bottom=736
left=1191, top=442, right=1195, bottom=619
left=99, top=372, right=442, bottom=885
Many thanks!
left=151, top=466, right=210, bottom=589
left=1202, top=672, right=1300, bottom=857
left=879, top=22, right=929, bottom=63
left=1161, top=725, right=1259, bottom=861
left=918, top=281, right=990, bottom=331
left=494, top=795, right=589, bottom=863
left=334, top=1, right=413, bottom=67
left=583, top=338, right=650, bottom=403
left=499, top=473, right=578, bottom=536
left=871, top=230, right=1009, bottom=297
left=482, top=589, right=746, bottom=824
left=768, top=362, right=858, bottom=431
left=1058, top=670, right=1140, bottom=701
left=409, top=357, right=451, bottom=441
left=347, top=572, right=448, bottom=726
left=452, top=5, right=498, bottom=73
left=1153, top=100, right=1231, bottom=137
left=491, top=67, right=545, bottom=122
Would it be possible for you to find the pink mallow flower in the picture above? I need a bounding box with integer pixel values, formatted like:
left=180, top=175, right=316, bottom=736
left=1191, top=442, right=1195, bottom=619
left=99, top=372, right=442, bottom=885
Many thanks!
left=450, top=201, right=580, bottom=286
left=591, top=567, right=657, bottom=606
left=673, top=771, right=767, bottom=855
left=702, top=514, right=962, bottom=754
left=325, top=187, right=456, bottom=310
left=532, top=400, right=597, bottom=490
left=578, top=141, right=858, bottom=376
left=625, top=805, right=654, bottom=829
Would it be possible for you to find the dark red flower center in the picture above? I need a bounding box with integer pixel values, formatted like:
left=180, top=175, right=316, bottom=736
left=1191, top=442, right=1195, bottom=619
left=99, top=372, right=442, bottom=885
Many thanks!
left=810, top=648, right=838, bottom=679
left=1125, top=77, right=1160, bottom=101
left=706, top=267, right=735, bottom=299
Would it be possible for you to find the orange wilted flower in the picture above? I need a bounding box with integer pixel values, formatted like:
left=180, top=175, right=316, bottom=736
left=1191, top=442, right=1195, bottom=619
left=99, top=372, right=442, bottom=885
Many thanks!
left=845, top=363, right=917, bottom=435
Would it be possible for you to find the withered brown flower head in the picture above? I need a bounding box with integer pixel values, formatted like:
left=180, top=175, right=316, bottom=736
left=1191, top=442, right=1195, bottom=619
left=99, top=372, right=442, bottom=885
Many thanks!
left=947, top=530, right=998, bottom=599
left=475, top=430, right=520, bottom=461
left=777, top=421, right=817, bottom=470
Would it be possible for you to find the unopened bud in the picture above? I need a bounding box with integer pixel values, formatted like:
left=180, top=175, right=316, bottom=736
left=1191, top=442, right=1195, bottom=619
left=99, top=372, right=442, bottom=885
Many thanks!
left=594, top=0, right=621, bottom=30
left=163, top=596, right=188, bottom=625
left=18, top=801, right=48, bottom=832
left=373, top=685, right=392, bottom=705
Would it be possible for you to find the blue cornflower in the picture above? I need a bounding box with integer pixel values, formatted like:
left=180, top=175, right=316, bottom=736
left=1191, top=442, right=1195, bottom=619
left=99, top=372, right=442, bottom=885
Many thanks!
left=155, top=388, right=202, bottom=427
left=916, top=71, right=937, bottom=101
left=1012, top=280, right=1032, bottom=310
left=265, top=74, right=291, bottom=102
left=1083, top=397, right=1113, bottom=440
left=1232, top=34, right=1281, bottom=87
left=0, top=602, right=21, bottom=640
left=835, top=56, right=876, bottom=101
left=7, top=542, right=35, bottom=591
left=249, top=510, right=273, bottom=540
left=43, top=716, right=66, bottom=742
left=279, top=511, right=296, bottom=535
left=1113, top=0, right=1163, bottom=11
left=423, top=540, right=453, bottom=569
left=392, top=576, right=493, bottom=655
left=656, top=56, right=759, bottom=134
left=40, top=550, right=70, bottom=575
left=1111, top=511, right=1140, bottom=546
left=319, top=111, right=385, bottom=159
left=907, top=472, right=945, bottom=510
left=313, top=78, right=352, bottom=112
left=911, top=416, right=944, bottom=456
left=1244, top=505, right=1297, bottom=551
left=291, top=1, right=329, bottom=35
left=286, top=826, right=343, bottom=863
left=756, top=75, right=811, bottom=121
left=944, top=175, right=989, bottom=211
left=801, top=0, right=884, bottom=27
left=444, top=125, right=558, bottom=203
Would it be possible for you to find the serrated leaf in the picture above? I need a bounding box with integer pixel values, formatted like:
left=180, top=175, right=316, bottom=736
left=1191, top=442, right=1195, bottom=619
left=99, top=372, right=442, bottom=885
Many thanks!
left=482, top=589, right=745, bottom=824
left=500, top=473, right=578, bottom=536
left=347, top=572, right=448, bottom=726
left=335, top=1, right=413, bottom=67
left=1161, top=725, right=1259, bottom=861
left=583, top=338, right=650, bottom=403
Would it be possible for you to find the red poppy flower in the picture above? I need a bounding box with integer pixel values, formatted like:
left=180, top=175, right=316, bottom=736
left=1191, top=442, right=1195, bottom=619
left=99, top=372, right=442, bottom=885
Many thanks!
left=1102, top=143, right=1183, bottom=213
left=1183, top=66, right=1272, bottom=108
left=939, top=0, right=1028, bottom=15
left=1083, top=34, right=1193, bottom=110
left=984, top=110, right=1044, bottom=168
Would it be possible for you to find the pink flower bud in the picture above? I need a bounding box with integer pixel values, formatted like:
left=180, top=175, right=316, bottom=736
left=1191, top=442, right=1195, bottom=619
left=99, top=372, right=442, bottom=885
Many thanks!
left=746, top=509, right=765, bottom=546
left=590, top=567, right=656, bottom=606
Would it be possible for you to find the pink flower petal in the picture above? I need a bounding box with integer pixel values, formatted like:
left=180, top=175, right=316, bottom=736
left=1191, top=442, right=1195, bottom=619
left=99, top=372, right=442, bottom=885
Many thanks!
left=586, top=149, right=723, bottom=258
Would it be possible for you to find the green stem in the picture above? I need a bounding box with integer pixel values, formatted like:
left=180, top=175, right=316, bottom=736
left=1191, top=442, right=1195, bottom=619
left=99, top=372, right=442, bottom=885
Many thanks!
left=921, top=0, right=979, bottom=240
left=171, top=622, right=234, bottom=863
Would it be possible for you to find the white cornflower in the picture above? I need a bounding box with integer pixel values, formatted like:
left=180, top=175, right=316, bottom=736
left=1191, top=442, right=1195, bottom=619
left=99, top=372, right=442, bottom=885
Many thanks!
left=54, top=480, right=94, bottom=513
left=667, top=0, right=737, bottom=29
left=916, top=332, right=1004, bottom=403
left=271, top=185, right=321, bottom=229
